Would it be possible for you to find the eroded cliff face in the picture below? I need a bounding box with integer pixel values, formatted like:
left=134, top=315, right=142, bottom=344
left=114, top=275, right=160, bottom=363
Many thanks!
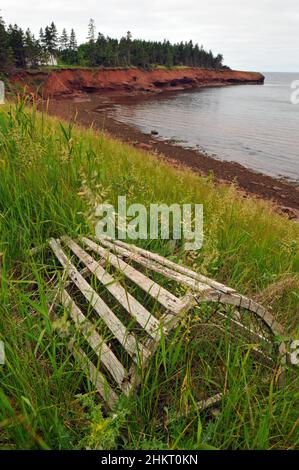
left=9, top=67, right=264, bottom=98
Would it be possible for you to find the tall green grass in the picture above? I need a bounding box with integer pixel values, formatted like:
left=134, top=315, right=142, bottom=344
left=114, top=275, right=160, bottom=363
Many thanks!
left=0, top=99, right=298, bottom=449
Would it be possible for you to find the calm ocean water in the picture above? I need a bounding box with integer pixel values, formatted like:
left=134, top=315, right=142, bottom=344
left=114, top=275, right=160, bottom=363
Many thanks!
left=109, top=73, right=299, bottom=182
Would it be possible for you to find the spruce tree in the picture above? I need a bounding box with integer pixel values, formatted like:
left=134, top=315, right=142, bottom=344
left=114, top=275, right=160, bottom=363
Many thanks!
left=59, top=28, right=69, bottom=52
left=87, top=19, right=96, bottom=43
left=50, top=22, right=58, bottom=53
left=7, top=24, right=26, bottom=68
left=6, top=46, right=15, bottom=69
left=126, top=31, right=132, bottom=65
left=0, top=12, right=225, bottom=70
left=69, top=29, right=77, bottom=51
left=39, top=28, right=44, bottom=43
left=25, top=29, right=40, bottom=68
left=44, top=22, right=58, bottom=57
left=0, top=16, right=7, bottom=67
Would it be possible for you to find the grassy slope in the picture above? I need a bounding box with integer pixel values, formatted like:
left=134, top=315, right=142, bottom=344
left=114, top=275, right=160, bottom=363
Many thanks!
left=0, top=100, right=298, bottom=450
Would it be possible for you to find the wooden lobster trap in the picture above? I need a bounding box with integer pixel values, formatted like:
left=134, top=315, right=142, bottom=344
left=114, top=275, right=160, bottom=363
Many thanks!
left=46, top=235, right=286, bottom=409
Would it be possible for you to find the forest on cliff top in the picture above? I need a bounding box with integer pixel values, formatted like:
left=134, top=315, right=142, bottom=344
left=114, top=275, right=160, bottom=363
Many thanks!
left=0, top=100, right=298, bottom=450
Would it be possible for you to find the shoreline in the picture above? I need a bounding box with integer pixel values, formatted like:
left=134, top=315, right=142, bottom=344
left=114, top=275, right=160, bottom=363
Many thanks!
left=45, top=92, right=299, bottom=219
left=9, top=67, right=264, bottom=98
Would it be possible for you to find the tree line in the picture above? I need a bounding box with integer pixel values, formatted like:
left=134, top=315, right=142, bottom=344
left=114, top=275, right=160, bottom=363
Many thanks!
left=0, top=16, right=226, bottom=70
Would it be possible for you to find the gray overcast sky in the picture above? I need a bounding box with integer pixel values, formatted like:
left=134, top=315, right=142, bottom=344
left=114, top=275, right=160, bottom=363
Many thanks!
left=1, top=0, right=299, bottom=72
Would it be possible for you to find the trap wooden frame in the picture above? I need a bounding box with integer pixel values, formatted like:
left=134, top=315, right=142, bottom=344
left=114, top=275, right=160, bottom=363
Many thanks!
left=48, top=235, right=286, bottom=409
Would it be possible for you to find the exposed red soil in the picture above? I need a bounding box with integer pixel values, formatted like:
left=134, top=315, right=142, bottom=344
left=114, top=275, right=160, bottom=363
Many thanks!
left=9, top=67, right=264, bottom=98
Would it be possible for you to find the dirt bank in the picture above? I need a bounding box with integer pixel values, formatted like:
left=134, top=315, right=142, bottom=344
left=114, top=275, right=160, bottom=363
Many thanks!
left=44, top=93, right=299, bottom=218
left=9, top=67, right=264, bottom=98
left=8, top=66, right=297, bottom=217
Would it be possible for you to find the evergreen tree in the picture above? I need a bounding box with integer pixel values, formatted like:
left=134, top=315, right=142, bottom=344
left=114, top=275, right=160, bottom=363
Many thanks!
left=50, top=22, right=58, bottom=52
left=0, top=16, right=7, bottom=67
left=0, top=13, right=226, bottom=70
left=69, top=29, right=77, bottom=51
left=43, top=26, right=51, bottom=51
left=39, top=28, right=44, bottom=44
left=59, top=28, right=69, bottom=63
left=59, top=28, right=69, bottom=52
left=7, top=24, right=26, bottom=68
left=44, top=22, right=58, bottom=56
left=118, top=36, right=128, bottom=66
left=69, top=29, right=78, bottom=64
left=6, top=46, right=16, bottom=69
left=95, top=32, right=107, bottom=65
left=87, top=19, right=97, bottom=65
left=87, top=18, right=96, bottom=43
left=214, top=53, right=224, bottom=69
left=126, top=31, right=132, bottom=65
left=24, top=29, right=40, bottom=68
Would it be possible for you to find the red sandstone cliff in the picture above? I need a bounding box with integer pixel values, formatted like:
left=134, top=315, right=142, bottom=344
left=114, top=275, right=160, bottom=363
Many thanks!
left=8, top=67, right=264, bottom=99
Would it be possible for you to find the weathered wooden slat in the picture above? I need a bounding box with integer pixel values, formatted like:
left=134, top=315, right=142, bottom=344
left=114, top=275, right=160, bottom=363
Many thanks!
left=49, top=238, right=150, bottom=363
left=63, top=236, right=162, bottom=341
left=205, top=312, right=275, bottom=366
left=50, top=297, right=120, bottom=407
left=102, top=236, right=235, bottom=294
left=95, top=238, right=283, bottom=344
left=214, top=311, right=275, bottom=363
left=96, top=237, right=213, bottom=296
left=226, top=310, right=271, bottom=344
left=81, top=237, right=184, bottom=315
left=60, top=289, right=130, bottom=393
left=197, top=393, right=223, bottom=411
left=160, top=392, right=223, bottom=427
left=69, top=344, right=119, bottom=409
